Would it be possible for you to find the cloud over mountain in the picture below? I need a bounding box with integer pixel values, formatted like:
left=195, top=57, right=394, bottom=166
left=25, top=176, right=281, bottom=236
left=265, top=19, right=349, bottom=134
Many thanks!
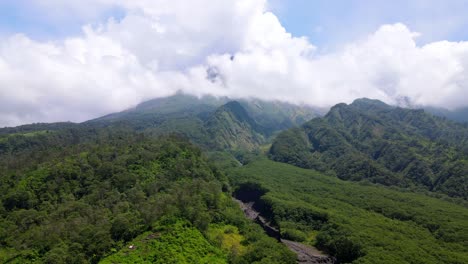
left=1, top=0, right=468, bottom=127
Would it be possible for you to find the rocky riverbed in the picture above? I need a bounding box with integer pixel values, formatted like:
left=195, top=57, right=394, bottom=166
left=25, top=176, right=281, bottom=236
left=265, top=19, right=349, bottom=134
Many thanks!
left=233, top=198, right=336, bottom=264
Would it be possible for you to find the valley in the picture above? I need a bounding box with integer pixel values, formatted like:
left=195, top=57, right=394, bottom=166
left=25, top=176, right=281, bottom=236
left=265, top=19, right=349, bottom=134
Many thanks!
left=225, top=158, right=468, bottom=263
left=233, top=197, right=335, bottom=264
left=0, top=94, right=467, bottom=263
left=3, top=2, right=468, bottom=264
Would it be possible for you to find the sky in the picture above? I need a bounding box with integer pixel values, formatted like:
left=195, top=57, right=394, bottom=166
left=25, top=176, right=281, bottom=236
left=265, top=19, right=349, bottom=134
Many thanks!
left=1, top=0, right=468, bottom=127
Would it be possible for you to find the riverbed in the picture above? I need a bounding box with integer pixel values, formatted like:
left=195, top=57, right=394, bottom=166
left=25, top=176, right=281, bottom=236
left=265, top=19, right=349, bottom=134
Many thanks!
left=233, top=198, right=336, bottom=264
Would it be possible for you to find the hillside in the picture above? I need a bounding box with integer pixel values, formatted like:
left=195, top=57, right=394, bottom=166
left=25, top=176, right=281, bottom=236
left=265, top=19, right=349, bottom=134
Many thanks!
left=88, top=93, right=320, bottom=150
left=0, top=130, right=295, bottom=263
left=2, top=96, right=467, bottom=263
left=270, top=98, right=468, bottom=199
left=0, top=95, right=320, bottom=263
left=205, top=101, right=266, bottom=150
left=0, top=93, right=319, bottom=154
left=225, top=158, right=468, bottom=264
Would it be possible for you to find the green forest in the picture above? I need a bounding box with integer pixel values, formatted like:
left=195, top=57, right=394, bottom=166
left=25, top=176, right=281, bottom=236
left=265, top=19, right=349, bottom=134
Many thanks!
left=225, top=158, right=468, bottom=264
left=0, top=130, right=294, bottom=263
left=270, top=98, right=468, bottom=199
left=0, top=95, right=467, bottom=263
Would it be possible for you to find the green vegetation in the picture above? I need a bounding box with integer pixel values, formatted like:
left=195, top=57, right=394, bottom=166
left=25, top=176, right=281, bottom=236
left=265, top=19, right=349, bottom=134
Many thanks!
left=270, top=98, right=468, bottom=199
left=226, top=158, right=468, bottom=263
left=0, top=129, right=295, bottom=263
left=206, top=224, right=247, bottom=256
left=205, top=101, right=266, bottom=150
left=101, top=220, right=227, bottom=264
left=90, top=93, right=319, bottom=151
left=2, top=95, right=468, bottom=263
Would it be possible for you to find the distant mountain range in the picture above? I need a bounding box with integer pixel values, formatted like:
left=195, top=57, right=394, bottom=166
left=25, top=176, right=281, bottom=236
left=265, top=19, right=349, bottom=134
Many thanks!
left=1, top=95, right=466, bottom=199
left=1, top=94, right=468, bottom=263
left=270, top=98, right=468, bottom=199
left=89, top=93, right=322, bottom=150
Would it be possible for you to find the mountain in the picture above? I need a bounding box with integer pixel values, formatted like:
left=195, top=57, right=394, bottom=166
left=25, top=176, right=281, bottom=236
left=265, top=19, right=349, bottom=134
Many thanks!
left=89, top=93, right=320, bottom=150
left=0, top=95, right=317, bottom=263
left=95, top=93, right=228, bottom=122
left=0, top=93, right=320, bottom=156
left=92, top=93, right=319, bottom=127
left=270, top=98, right=468, bottom=199
left=240, top=99, right=324, bottom=136
left=205, top=101, right=266, bottom=150
left=0, top=93, right=321, bottom=171
left=2, top=95, right=468, bottom=263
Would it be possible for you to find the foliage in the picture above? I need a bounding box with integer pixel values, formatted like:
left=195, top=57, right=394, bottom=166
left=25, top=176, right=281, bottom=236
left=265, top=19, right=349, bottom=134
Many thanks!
left=270, top=98, right=468, bottom=198
left=206, top=224, right=247, bottom=257
left=89, top=94, right=319, bottom=151
left=100, top=220, right=227, bottom=264
left=3, top=95, right=467, bottom=264
left=226, top=158, right=468, bottom=263
left=0, top=126, right=297, bottom=263
left=205, top=101, right=266, bottom=150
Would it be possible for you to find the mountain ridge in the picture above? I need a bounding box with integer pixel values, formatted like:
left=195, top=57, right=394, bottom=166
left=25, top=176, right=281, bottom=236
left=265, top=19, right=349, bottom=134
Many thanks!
left=87, top=93, right=321, bottom=151
left=270, top=98, right=468, bottom=199
left=1, top=96, right=468, bottom=263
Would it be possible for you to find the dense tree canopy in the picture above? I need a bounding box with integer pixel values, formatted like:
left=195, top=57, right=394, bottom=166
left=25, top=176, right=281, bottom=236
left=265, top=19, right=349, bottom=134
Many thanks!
left=270, top=98, right=468, bottom=199
left=1, top=96, right=467, bottom=263
left=226, top=158, right=468, bottom=264
left=0, top=128, right=294, bottom=263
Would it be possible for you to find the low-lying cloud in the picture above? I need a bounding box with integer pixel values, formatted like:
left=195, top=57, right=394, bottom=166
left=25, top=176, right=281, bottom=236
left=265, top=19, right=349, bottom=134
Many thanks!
left=1, top=0, right=468, bottom=127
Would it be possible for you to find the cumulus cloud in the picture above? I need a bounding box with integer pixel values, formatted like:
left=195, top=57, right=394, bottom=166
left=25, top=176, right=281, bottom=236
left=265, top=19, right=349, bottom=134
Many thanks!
left=1, top=0, right=468, bottom=127
left=202, top=23, right=468, bottom=108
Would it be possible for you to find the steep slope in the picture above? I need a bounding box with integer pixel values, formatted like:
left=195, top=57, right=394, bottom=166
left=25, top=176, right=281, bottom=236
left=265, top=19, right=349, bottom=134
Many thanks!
left=87, top=93, right=320, bottom=151
left=91, top=93, right=320, bottom=131
left=240, top=99, right=323, bottom=136
left=270, top=98, right=468, bottom=199
left=0, top=130, right=296, bottom=264
left=205, top=101, right=266, bottom=150
left=94, top=93, right=228, bottom=122
left=0, top=94, right=320, bottom=165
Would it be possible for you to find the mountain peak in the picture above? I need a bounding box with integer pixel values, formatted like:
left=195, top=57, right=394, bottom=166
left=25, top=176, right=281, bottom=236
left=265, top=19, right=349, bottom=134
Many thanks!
left=351, top=98, right=389, bottom=107
left=350, top=98, right=393, bottom=111
left=218, top=101, right=255, bottom=125
left=327, top=98, right=391, bottom=115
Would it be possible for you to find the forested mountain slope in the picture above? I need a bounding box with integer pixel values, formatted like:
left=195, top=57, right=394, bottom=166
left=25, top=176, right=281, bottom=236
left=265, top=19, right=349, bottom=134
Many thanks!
left=0, top=129, right=295, bottom=263
left=88, top=93, right=320, bottom=150
left=270, top=98, right=468, bottom=199
left=0, top=93, right=319, bottom=154
left=2, top=95, right=467, bottom=263
left=93, top=93, right=319, bottom=129
left=0, top=94, right=317, bottom=263
left=205, top=101, right=266, bottom=150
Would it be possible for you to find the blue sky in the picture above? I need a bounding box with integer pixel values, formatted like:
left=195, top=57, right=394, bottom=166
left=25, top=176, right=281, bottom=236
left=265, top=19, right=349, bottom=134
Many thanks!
left=0, top=0, right=125, bottom=39
left=269, top=0, right=468, bottom=49
left=1, top=0, right=467, bottom=47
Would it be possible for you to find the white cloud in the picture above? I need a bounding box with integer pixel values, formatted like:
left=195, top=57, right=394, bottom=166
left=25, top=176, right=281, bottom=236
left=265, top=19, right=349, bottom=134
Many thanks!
left=196, top=22, right=468, bottom=109
left=1, top=0, right=468, bottom=127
